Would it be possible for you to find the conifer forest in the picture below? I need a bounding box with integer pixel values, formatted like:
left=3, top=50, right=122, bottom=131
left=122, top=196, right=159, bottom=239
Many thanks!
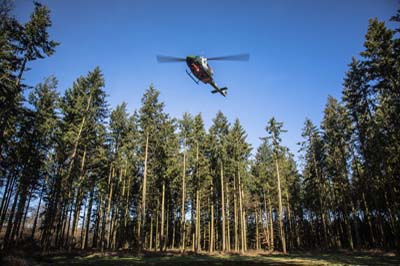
left=1, top=1, right=400, bottom=262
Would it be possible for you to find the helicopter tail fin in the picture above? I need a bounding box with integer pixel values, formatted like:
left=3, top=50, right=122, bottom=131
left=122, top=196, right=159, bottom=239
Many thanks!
left=220, top=87, right=228, bottom=96
left=211, top=87, right=228, bottom=97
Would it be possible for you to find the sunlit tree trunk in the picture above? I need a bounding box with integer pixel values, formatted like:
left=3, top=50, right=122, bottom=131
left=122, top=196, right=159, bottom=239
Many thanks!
left=255, top=206, right=259, bottom=251
left=220, top=162, right=226, bottom=252
left=210, top=186, right=214, bottom=253
left=82, top=186, right=94, bottom=250
left=238, top=163, right=244, bottom=253
left=155, top=199, right=159, bottom=251
left=141, top=132, right=149, bottom=250
left=180, top=137, right=186, bottom=253
left=149, top=214, right=153, bottom=250
left=234, top=173, right=239, bottom=252
left=274, top=155, right=286, bottom=253
left=160, top=181, right=165, bottom=251
left=195, top=189, right=201, bottom=252
left=226, top=181, right=231, bottom=251
left=268, top=193, right=274, bottom=251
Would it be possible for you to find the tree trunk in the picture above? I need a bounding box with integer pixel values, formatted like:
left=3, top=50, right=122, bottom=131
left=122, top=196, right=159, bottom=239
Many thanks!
left=243, top=208, right=247, bottom=252
left=226, top=181, right=231, bottom=252
left=274, top=156, right=286, bottom=254
left=362, top=192, right=375, bottom=246
left=210, top=186, right=214, bottom=253
left=160, top=181, right=165, bottom=251
left=285, top=191, right=293, bottom=250
left=268, top=192, right=274, bottom=251
left=3, top=186, right=19, bottom=248
left=220, top=161, right=226, bottom=252
left=141, top=131, right=149, bottom=250
left=238, top=163, right=244, bottom=253
left=149, top=215, right=153, bottom=250
left=0, top=176, right=16, bottom=232
left=80, top=201, right=87, bottom=248
left=106, top=166, right=115, bottom=249
left=155, top=199, right=159, bottom=251
left=82, top=186, right=94, bottom=250
left=31, top=188, right=43, bottom=239
left=343, top=203, right=353, bottom=250
left=70, top=146, right=87, bottom=249
left=64, top=202, right=73, bottom=248
left=195, top=188, right=201, bottom=252
left=180, top=138, right=186, bottom=253
left=165, top=207, right=169, bottom=251
left=234, top=174, right=239, bottom=252
left=351, top=200, right=361, bottom=248
left=195, top=143, right=201, bottom=252
left=262, top=190, right=270, bottom=250
left=19, top=190, right=33, bottom=239
left=15, top=57, right=28, bottom=87
left=172, top=215, right=176, bottom=249
left=255, top=206, right=259, bottom=251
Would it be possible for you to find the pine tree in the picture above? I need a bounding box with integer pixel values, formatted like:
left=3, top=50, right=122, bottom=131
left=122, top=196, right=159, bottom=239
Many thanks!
left=264, top=117, right=287, bottom=253
left=1, top=2, right=58, bottom=216
left=226, top=119, right=251, bottom=252
left=138, top=85, right=167, bottom=250
left=321, top=96, right=355, bottom=249
left=251, top=139, right=275, bottom=251
left=209, top=111, right=230, bottom=252
left=300, top=118, right=329, bottom=248
left=2, top=76, right=59, bottom=248
left=178, top=113, right=193, bottom=252
left=191, top=113, right=207, bottom=252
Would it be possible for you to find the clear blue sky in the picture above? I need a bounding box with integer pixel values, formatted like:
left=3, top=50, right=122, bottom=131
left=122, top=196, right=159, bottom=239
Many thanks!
left=14, top=0, right=398, bottom=158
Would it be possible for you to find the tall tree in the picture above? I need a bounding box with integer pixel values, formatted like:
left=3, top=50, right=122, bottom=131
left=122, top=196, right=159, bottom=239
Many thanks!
left=227, top=119, right=251, bottom=253
left=300, top=118, right=329, bottom=248
left=321, top=96, right=355, bottom=249
left=138, top=85, right=167, bottom=250
left=191, top=114, right=207, bottom=252
left=264, top=117, right=287, bottom=253
left=209, top=111, right=230, bottom=252
left=1, top=1, right=58, bottom=154
left=178, top=113, right=193, bottom=252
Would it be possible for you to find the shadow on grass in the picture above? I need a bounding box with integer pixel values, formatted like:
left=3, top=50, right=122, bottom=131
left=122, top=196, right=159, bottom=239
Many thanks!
left=266, top=251, right=400, bottom=266
left=36, top=252, right=311, bottom=266
left=31, top=250, right=400, bottom=266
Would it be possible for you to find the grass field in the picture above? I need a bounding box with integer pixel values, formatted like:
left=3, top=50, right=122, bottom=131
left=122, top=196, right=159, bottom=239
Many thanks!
left=6, top=250, right=397, bottom=266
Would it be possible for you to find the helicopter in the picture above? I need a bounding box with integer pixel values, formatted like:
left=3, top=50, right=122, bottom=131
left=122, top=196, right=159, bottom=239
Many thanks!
left=156, top=53, right=249, bottom=97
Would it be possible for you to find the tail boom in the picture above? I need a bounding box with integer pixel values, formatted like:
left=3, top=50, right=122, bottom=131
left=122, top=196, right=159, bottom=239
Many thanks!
left=210, top=81, right=228, bottom=97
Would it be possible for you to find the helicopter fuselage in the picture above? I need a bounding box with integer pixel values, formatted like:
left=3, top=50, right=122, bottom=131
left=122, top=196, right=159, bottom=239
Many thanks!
left=185, top=56, right=227, bottom=96
left=186, top=56, right=213, bottom=84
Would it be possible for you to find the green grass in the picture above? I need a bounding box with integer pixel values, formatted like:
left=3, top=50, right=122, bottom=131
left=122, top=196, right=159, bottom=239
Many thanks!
left=30, top=251, right=400, bottom=266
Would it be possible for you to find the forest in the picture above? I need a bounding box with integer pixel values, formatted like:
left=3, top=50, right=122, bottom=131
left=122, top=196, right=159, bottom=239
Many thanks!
left=0, top=1, right=399, bottom=260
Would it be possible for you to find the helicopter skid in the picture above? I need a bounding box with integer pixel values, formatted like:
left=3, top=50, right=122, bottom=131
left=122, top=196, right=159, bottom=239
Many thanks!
left=185, top=69, right=199, bottom=84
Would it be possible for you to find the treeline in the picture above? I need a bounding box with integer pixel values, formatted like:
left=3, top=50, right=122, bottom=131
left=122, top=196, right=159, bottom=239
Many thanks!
left=1, top=2, right=399, bottom=253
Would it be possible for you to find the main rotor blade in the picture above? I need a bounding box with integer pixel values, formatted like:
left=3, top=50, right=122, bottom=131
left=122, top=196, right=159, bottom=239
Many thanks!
left=156, top=55, right=186, bottom=63
left=207, top=53, right=249, bottom=61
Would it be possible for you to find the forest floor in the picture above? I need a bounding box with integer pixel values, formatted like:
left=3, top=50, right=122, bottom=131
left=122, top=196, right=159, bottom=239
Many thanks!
left=2, top=249, right=399, bottom=266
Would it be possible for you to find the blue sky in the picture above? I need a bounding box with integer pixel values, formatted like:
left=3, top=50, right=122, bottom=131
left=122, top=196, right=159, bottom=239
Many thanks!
left=14, top=0, right=398, bottom=159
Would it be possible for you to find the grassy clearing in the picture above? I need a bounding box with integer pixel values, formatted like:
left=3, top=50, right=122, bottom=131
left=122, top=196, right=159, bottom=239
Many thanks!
left=24, top=250, right=399, bottom=266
